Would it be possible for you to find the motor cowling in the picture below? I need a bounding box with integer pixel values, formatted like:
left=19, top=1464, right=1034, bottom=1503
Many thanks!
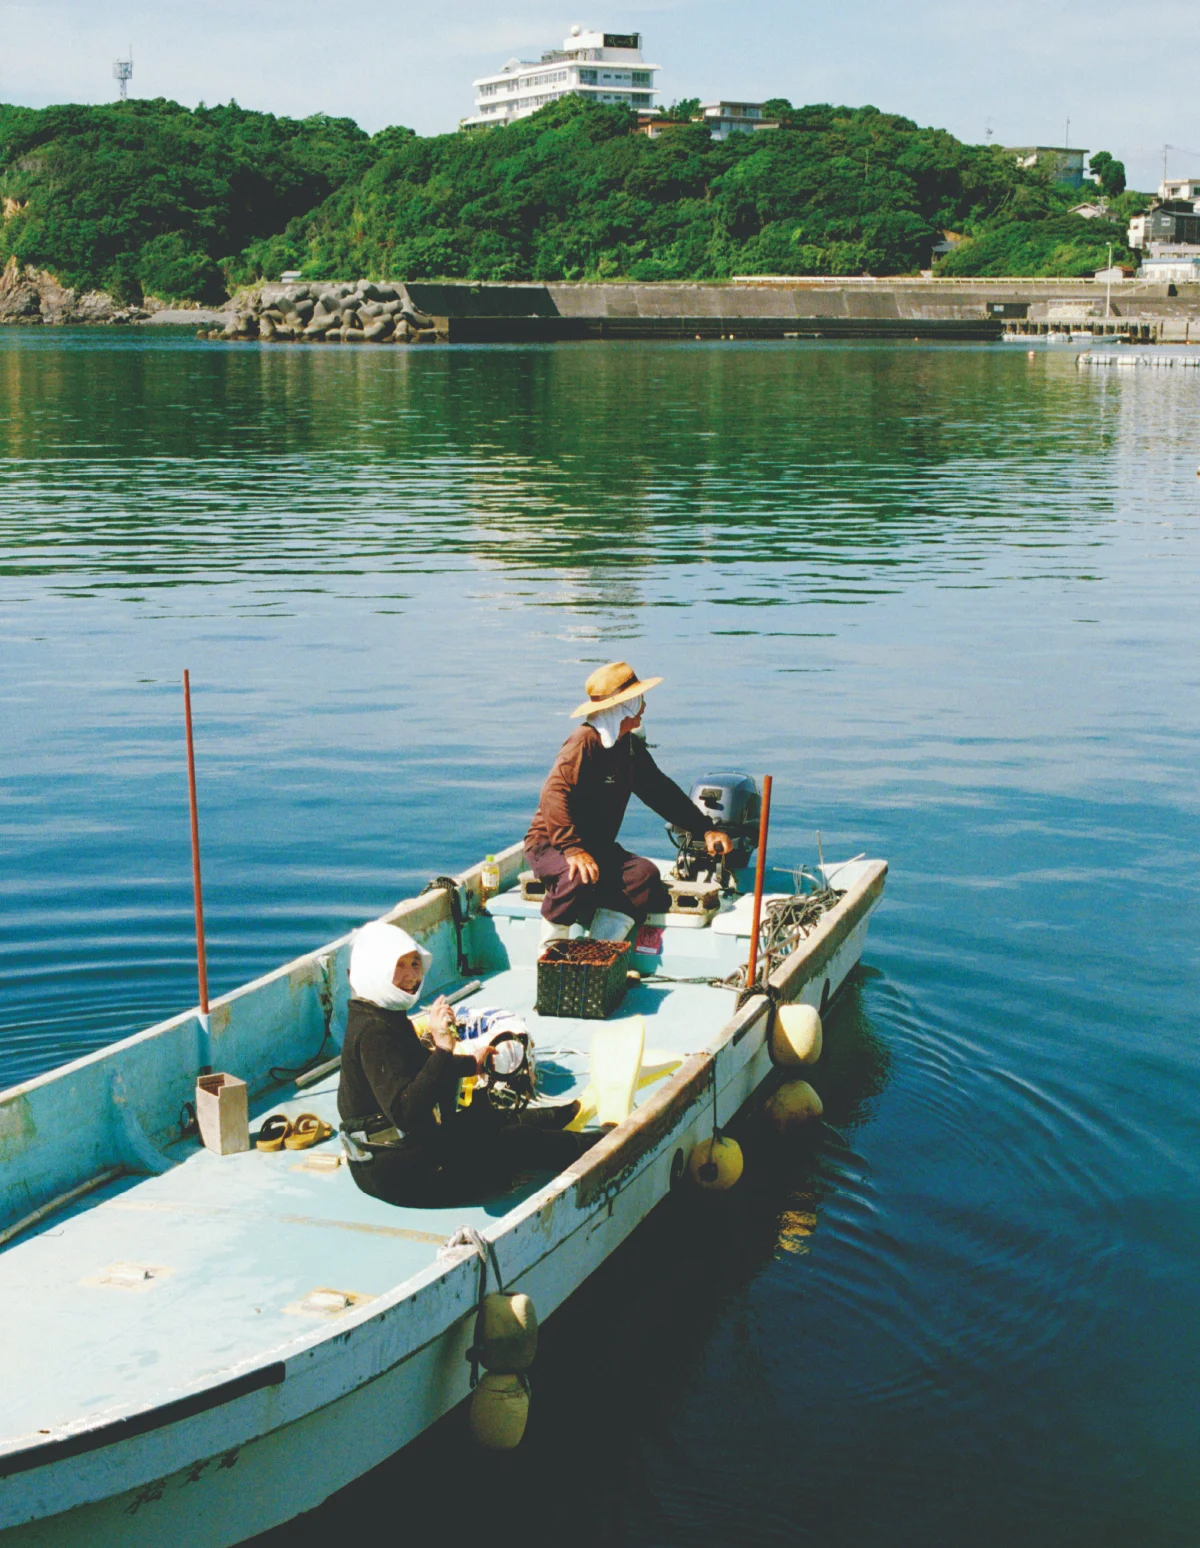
left=668, top=772, right=761, bottom=877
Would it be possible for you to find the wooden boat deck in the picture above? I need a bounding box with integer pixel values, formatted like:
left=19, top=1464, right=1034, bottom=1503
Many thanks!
left=0, top=894, right=743, bottom=1451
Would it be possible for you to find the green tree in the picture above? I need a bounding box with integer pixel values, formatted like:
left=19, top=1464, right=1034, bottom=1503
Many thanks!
left=1088, top=151, right=1127, bottom=198
left=660, top=98, right=701, bottom=123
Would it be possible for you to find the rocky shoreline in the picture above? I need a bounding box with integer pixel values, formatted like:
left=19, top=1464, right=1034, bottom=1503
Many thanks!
left=0, top=257, right=153, bottom=326
left=0, top=263, right=443, bottom=342
left=207, top=282, right=442, bottom=344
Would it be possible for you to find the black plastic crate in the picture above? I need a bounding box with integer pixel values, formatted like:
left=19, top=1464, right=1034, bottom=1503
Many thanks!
left=535, top=938, right=631, bottom=1019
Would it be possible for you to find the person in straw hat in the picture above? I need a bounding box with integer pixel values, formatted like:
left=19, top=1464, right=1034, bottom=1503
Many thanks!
left=525, top=662, right=733, bottom=943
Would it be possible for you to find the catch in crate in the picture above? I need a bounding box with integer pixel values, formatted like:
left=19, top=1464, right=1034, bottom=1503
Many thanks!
left=536, top=938, right=631, bottom=1019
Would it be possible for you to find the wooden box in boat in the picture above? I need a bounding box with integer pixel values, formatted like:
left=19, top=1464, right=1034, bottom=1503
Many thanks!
left=0, top=843, right=886, bottom=1547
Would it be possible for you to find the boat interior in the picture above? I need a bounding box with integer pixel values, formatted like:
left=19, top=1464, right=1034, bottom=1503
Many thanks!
left=0, top=855, right=867, bottom=1452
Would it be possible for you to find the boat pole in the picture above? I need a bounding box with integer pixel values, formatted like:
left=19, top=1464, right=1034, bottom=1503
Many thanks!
left=744, top=774, right=773, bottom=989
left=183, top=670, right=211, bottom=1039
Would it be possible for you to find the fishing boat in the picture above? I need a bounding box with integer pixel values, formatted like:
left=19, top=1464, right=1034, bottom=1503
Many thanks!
left=0, top=808, right=886, bottom=1547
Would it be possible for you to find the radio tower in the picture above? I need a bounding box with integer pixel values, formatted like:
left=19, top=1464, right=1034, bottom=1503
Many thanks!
left=113, top=48, right=133, bottom=100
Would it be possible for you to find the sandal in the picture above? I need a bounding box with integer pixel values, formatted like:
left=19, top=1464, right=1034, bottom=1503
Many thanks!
left=255, top=1114, right=292, bottom=1152
left=284, top=1113, right=333, bottom=1151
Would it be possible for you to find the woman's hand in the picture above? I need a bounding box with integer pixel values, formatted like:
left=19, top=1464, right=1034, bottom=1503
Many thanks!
left=566, top=849, right=600, bottom=885
left=705, top=830, right=735, bottom=857
left=426, top=996, right=458, bottom=1052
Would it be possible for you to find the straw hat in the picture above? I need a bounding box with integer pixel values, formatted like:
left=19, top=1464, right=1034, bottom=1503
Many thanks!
left=570, top=661, right=663, bottom=719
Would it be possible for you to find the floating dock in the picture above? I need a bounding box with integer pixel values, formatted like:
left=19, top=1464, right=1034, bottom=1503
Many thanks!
left=1076, top=350, right=1200, bottom=368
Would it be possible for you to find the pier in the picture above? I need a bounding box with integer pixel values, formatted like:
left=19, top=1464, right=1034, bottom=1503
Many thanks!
left=202, top=276, right=1200, bottom=347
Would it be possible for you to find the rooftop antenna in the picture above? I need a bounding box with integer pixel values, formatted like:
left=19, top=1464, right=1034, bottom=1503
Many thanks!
left=1064, top=116, right=1070, bottom=148
left=113, top=47, right=133, bottom=100
left=1163, top=144, right=1172, bottom=183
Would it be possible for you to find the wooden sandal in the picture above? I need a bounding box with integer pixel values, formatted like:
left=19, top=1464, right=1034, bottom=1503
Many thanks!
left=284, top=1113, right=332, bottom=1151
left=255, top=1114, right=292, bottom=1152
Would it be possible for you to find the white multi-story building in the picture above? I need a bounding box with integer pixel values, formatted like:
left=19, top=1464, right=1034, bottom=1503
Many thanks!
left=465, top=25, right=659, bottom=128
left=1159, top=176, right=1200, bottom=205
left=698, top=102, right=779, bottom=140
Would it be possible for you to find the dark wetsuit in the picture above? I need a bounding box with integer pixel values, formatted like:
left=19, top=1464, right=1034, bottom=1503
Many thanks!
left=338, top=999, right=585, bottom=1206
left=525, top=726, right=713, bottom=927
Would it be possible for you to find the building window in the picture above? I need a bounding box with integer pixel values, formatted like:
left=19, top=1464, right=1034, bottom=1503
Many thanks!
left=632, top=72, right=649, bottom=85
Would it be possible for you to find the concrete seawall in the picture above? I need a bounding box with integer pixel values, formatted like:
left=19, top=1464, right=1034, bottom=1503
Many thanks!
left=191, top=277, right=1200, bottom=346
left=403, top=279, right=1200, bottom=343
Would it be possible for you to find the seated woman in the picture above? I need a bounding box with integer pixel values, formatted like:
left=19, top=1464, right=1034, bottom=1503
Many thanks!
left=338, top=920, right=590, bottom=1207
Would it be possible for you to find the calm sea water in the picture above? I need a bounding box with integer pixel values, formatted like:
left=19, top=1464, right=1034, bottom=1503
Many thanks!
left=2, top=331, right=1199, bottom=1546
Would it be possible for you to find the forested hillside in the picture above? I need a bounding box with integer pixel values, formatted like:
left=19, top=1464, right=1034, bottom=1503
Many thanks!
left=0, top=100, right=371, bottom=301
left=0, top=94, right=1139, bottom=303
left=244, top=98, right=1021, bottom=283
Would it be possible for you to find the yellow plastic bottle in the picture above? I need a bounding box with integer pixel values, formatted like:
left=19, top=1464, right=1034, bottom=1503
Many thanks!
left=481, top=854, right=501, bottom=903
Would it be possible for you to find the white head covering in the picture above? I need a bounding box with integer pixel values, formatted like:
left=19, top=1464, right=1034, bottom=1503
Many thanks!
left=349, top=920, right=432, bottom=1012
left=587, top=693, right=644, bottom=750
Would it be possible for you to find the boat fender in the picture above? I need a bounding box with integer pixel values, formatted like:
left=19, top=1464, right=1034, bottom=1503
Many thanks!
left=477, top=1292, right=539, bottom=1373
left=765, top=1079, right=823, bottom=1130
left=771, top=1003, right=823, bottom=1066
left=469, top=1372, right=531, bottom=1450
left=688, top=1135, right=743, bottom=1191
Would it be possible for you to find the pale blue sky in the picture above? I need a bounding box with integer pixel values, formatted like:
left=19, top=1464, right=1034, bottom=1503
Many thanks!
left=2, top=0, right=1198, bottom=192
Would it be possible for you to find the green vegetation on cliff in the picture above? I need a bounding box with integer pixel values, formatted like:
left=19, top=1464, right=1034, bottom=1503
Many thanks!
left=0, top=99, right=370, bottom=301
left=0, top=94, right=1142, bottom=302
left=243, top=97, right=1023, bottom=283
left=935, top=177, right=1140, bottom=278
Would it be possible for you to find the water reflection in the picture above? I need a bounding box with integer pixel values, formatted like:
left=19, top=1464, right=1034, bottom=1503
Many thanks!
left=5, top=331, right=1200, bottom=1546
left=0, top=336, right=1122, bottom=604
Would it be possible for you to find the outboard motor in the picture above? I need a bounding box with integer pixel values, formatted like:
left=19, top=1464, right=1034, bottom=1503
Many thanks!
left=668, top=772, right=762, bottom=882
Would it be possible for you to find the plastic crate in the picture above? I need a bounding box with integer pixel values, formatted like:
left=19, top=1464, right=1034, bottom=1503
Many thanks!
left=536, top=938, right=631, bottom=1019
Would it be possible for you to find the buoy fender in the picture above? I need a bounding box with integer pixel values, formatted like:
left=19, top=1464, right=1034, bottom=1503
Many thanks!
left=479, top=1291, right=538, bottom=1373
left=765, top=1079, right=824, bottom=1129
left=772, top=1003, right=823, bottom=1066
left=469, top=1372, right=530, bottom=1450
left=688, top=1135, right=743, bottom=1191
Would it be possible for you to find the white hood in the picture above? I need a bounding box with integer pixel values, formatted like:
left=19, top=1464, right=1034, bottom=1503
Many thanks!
left=348, top=920, right=432, bottom=1012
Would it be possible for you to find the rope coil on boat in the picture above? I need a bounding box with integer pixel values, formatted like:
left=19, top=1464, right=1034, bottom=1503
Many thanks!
left=739, top=888, right=845, bottom=990
left=651, top=888, right=845, bottom=992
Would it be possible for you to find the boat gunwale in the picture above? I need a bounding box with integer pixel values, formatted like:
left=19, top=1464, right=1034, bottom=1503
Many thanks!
left=0, top=844, right=527, bottom=1111
left=557, top=857, right=888, bottom=1208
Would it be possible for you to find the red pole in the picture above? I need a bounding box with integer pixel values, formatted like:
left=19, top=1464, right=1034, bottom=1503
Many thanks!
left=183, top=670, right=210, bottom=1016
left=745, top=775, right=773, bottom=990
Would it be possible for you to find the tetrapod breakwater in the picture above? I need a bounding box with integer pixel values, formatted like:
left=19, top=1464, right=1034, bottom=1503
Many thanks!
left=206, top=281, right=442, bottom=344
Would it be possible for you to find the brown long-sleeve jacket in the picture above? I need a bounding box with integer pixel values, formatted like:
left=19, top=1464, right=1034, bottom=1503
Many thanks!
left=525, top=726, right=712, bottom=857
